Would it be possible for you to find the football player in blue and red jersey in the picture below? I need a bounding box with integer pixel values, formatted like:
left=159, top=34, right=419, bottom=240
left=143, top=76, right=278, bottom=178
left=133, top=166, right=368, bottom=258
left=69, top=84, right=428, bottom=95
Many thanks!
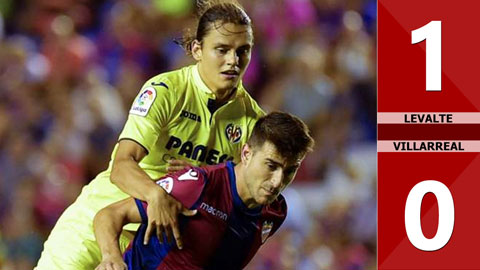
left=93, top=112, right=314, bottom=270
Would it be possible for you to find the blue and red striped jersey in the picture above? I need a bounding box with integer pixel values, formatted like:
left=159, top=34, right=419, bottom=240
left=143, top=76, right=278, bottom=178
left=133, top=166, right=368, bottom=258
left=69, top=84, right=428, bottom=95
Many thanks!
left=123, top=161, right=287, bottom=270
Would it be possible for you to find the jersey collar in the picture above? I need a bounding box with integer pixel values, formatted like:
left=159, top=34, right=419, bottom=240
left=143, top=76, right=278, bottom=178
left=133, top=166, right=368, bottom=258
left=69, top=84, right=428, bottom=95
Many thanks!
left=193, top=64, right=214, bottom=95
left=226, top=161, right=262, bottom=216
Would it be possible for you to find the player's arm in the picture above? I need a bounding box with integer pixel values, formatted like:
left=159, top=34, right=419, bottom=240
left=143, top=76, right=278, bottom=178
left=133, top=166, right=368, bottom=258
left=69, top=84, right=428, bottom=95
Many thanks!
left=93, top=198, right=140, bottom=270
left=111, top=140, right=196, bottom=248
left=111, top=139, right=161, bottom=202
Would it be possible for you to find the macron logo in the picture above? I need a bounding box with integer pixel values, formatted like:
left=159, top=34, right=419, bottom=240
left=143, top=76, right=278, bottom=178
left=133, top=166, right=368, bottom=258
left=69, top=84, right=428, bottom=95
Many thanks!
left=200, top=202, right=228, bottom=221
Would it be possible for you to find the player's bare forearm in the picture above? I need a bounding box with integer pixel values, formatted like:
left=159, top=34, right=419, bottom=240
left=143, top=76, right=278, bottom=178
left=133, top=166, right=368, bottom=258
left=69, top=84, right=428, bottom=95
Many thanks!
left=94, top=205, right=127, bottom=259
left=111, top=140, right=164, bottom=202
left=94, top=198, right=141, bottom=259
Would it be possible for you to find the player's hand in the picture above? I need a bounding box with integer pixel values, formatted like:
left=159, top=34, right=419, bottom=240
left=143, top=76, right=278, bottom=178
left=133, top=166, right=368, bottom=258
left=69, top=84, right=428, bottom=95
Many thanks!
left=95, top=255, right=127, bottom=270
left=145, top=187, right=197, bottom=249
left=167, top=159, right=192, bottom=173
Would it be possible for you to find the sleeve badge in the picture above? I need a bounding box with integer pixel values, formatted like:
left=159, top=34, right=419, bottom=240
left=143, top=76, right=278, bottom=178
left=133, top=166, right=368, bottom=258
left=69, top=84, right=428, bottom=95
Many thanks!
left=155, top=177, right=173, bottom=193
left=130, top=87, right=157, bottom=116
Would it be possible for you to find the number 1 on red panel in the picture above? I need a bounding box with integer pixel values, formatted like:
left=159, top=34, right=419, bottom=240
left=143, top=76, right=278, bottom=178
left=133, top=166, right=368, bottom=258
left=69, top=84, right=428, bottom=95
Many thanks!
left=411, top=21, right=442, bottom=91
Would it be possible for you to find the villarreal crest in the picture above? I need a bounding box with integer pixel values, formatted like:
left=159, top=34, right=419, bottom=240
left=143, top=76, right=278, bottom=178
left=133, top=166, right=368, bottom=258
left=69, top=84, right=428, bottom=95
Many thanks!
left=261, top=221, right=273, bottom=243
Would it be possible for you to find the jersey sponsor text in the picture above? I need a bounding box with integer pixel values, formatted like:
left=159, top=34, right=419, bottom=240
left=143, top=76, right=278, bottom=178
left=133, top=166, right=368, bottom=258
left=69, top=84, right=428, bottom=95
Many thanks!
left=181, top=110, right=201, bottom=123
left=165, top=135, right=234, bottom=164
left=200, top=202, right=228, bottom=221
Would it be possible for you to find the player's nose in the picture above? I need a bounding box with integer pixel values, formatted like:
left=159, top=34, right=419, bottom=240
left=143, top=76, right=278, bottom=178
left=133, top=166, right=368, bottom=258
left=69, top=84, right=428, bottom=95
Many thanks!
left=226, top=50, right=239, bottom=66
left=270, top=170, right=283, bottom=190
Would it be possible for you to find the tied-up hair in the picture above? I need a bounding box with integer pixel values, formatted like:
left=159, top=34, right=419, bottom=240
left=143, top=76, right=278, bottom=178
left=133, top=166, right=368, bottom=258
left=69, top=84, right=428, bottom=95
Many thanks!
left=248, top=112, right=315, bottom=161
left=176, top=0, right=252, bottom=56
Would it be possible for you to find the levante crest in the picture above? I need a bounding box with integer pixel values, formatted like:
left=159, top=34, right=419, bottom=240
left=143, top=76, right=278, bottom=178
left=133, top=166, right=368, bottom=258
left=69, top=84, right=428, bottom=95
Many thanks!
left=261, top=221, right=273, bottom=243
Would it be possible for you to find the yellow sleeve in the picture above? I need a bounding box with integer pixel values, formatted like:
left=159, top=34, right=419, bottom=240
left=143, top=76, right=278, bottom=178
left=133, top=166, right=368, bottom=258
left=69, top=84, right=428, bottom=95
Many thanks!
left=118, top=76, right=175, bottom=153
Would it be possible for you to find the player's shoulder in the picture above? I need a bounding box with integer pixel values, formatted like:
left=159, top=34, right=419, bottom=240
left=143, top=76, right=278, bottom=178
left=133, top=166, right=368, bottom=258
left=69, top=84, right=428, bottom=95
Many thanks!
left=144, top=65, right=194, bottom=94
left=155, top=165, right=208, bottom=208
left=158, top=165, right=208, bottom=192
left=237, top=85, right=265, bottom=119
left=168, top=164, right=229, bottom=196
left=172, top=166, right=207, bottom=181
left=201, top=163, right=231, bottom=182
left=164, top=162, right=228, bottom=184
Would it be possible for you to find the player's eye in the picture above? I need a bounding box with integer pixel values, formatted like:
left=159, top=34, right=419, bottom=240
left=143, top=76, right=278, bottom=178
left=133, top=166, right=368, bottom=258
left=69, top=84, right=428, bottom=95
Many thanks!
left=237, top=48, right=250, bottom=55
left=216, top=48, right=228, bottom=54
left=267, top=163, right=277, bottom=171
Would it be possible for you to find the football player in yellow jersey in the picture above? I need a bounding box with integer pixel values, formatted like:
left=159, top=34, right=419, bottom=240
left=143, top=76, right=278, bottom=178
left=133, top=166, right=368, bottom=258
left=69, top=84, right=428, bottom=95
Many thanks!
left=34, top=1, right=264, bottom=270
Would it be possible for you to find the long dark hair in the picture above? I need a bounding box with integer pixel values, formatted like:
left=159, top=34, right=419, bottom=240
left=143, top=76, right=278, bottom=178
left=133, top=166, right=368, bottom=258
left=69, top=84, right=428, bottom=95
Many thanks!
left=176, top=0, right=252, bottom=56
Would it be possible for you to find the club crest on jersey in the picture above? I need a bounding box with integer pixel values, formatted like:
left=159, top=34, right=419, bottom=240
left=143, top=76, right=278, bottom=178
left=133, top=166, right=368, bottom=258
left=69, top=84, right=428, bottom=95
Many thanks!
left=156, top=177, right=173, bottom=193
left=261, top=221, right=273, bottom=243
left=225, top=123, right=242, bottom=143
left=130, top=87, right=156, bottom=116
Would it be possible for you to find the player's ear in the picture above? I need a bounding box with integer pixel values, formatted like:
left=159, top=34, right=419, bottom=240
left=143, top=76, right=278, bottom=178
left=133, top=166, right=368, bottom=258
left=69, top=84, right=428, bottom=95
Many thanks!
left=192, top=40, right=203, bottom=61
left=241, top=143, right=252, bottom=165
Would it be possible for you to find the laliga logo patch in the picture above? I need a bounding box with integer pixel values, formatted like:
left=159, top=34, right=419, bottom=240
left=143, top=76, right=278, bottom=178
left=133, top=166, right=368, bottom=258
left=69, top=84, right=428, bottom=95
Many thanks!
left=130, top=87, right=156, bottom=116
left=225, top=123, right=242, bottom=143
left=156, top=177, right=173, bottom=193
left=261, top=221, right=273, bottom=243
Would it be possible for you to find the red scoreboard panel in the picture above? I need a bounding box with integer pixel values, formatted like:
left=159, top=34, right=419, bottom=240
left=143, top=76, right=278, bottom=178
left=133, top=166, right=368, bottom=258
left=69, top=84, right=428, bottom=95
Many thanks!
left=378, top=1, right=480, bottom=269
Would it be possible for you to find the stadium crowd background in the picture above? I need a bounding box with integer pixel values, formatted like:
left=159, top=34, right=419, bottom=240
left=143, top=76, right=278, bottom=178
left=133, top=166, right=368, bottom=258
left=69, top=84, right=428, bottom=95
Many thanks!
left=0, top=0, right=376, bottom=269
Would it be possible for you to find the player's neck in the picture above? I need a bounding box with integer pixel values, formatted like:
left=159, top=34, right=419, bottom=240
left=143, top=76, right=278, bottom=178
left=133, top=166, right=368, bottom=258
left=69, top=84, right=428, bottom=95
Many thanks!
left=234, top=163, right=261, bottom=209
left=214, top=87, right=237, bottom=105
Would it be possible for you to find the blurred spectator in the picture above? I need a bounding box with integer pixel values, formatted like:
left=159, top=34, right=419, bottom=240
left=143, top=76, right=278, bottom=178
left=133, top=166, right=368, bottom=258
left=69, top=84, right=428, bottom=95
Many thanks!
left=1, top=178, right=43, bottom=270
left=0, top=10, right=4, bottom=40
left=0, top=0, right=376, bottom=269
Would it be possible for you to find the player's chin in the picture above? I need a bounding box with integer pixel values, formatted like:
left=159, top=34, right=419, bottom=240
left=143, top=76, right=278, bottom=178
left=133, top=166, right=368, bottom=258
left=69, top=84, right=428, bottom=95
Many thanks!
left=254, top=195, right=269, bottom=206
left=259, top=195, right=277, bottom=205
left=223, top=82, right=238, bottom=92
left=220, top=77, right=239, bottom=86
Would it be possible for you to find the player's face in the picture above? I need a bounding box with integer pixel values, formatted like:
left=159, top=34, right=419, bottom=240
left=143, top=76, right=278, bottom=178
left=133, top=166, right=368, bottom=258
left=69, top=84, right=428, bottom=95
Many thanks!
left=242, top=141, right=304, bottom=207
left=192, top=22, right=253, bottom=97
